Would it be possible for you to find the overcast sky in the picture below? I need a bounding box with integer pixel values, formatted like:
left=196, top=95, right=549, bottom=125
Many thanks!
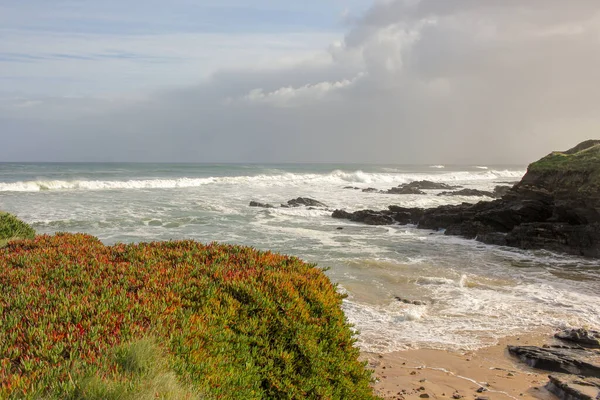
left=1, top=0, right=599, bottom=163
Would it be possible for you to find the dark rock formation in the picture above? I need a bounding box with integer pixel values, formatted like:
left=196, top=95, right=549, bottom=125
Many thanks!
left=333, top=209, right=394, bottom=225
left=249, top=201, right=274, bottom=208
left=362, top=188, right=379, bottom=193
left=438, top=189, right=495, bottom=198
left=332, top=140, right=600, bottom=257
left=507, top=346, right=600, bottom=378
left=493, top=185, right=512, bottom=198
left=395, top=297, right=427, bottom=306
left=402, top=180, right=461, bottom=190
left=344, top=186, right=360, bottom=190
left=556, top=329, right=600, bottom=349
left=546, top=375, right=600, bottom=400
left=287, top=197, right=328, bottom=208
left=385, top=186, right=426, bottom=195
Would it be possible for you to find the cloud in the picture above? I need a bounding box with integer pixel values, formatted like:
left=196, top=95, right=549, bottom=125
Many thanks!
left=2, top=0, right=600, bottom=163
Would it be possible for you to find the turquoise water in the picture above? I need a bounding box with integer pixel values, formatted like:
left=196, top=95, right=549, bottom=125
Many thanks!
left=1, top=163, right=598, bottom=352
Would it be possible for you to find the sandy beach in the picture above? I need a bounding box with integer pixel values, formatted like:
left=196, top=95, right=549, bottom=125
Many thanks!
left=363, top=333, right=558, bottom=400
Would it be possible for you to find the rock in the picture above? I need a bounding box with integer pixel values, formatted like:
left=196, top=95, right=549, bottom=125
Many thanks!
left=332, top=209, right=395, bottom=225
left=402, top=180, right=461, bottom=190
left=332, top=210, right=353, bottom=219
left=362, top=188, right=379, bottom=193
left=545, top=375, right=600, bottom=400
left=287, top=197, right=327, bottom=208
left=438, top=189, right=495, bottom=197
left=249, top=201, right=274, bottom=208
left=555, top=329, right=600, bottom=349
left=331, top=141, right=600, bottom=257
left=507, top=346, right=600, bottom=378
left=395, top=297, right=427, bottom=306
left=493, top=185, right=512, bottom=198
left=350, top=210, right=395, bottom=225
left=419, top=393, right=430, bottom=398
left=343, top=186, right=360, bottom=190
left=386, top=186, right=426, bottom=195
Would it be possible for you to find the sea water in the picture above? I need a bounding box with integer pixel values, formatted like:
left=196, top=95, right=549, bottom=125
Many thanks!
left=1, top=163, right=598, bottom=353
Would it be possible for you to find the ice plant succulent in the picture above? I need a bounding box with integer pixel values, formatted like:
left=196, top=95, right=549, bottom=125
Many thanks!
left=0, top=233, right=377, bottom=399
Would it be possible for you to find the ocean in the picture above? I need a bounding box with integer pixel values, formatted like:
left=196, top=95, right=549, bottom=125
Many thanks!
left=1, top=163, right=599, bottom=353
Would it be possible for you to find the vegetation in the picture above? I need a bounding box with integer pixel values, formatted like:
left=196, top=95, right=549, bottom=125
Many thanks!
left=0, top=233, right=377, bottom=399
left=0, top=212, right=36, bottom=248
left=524, top=139, right=600, bottom=193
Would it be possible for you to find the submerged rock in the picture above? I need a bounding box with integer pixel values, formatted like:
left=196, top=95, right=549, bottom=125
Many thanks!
left=401, top=180, right=461, bottom=190
left=287, top=197, right=328, bottom=208
left=385, top=186, right=426, bottom=195
left=249, top=201, right=274, bottom=208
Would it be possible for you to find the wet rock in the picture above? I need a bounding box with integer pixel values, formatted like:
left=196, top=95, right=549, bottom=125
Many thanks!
left=332, top=210, right=353, bottom=220
left=332, top=209, right=395, bottom=225
left=493, top=185, right=512, bottom=198
left=362, top=188, right=379, bottom=193
left=555, top=329, right=600, bottom=349
left=545, top=375, right=600, bottom=400
left=249, top=201, right=274, bottom=208
left=331, top=141, right=600, bottom=257
left=438, top=189, right=495, bottom=197
left=386, top=186, right=426, bottom=195
left=287, top=197, right=327, bottom=208
left=402, top=180, right=461, bottom=190
left=507, top=346, right=600, bottom=377
left=343, top=186, right=360, bottom=190
left=395, top=297, right=427, bottom=306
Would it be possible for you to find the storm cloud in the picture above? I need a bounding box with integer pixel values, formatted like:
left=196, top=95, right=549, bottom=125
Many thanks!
left=1, top=0, right=599, bottom=163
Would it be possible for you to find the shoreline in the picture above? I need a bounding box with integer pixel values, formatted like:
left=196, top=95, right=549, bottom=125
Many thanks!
left=362, top=332, right=557, bottom=400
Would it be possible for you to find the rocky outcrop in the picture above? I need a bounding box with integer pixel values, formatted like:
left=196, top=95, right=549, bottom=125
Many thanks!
left=286, top=198, right=328, bottom=208
left=385, top=186, right=425, bottom=195
left=546, top=375, right=600, bottom=400
left=249, top=201, right=274, bottom=208
left=438, top=189, right=495, bottom=197
left=332, top=140, right=600, bottom=257
left=555, top=329, right=600, bottom=349
left=508, top=328, right=600, bottom=400
left=507, top=345, right=600, bottom=377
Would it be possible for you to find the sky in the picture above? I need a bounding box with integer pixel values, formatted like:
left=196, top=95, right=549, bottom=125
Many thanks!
left=1, top=0, right=599, bottom=163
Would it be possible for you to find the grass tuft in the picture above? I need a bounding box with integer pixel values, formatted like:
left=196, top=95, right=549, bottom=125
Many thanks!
left=0, top=212, right=35, bottom=248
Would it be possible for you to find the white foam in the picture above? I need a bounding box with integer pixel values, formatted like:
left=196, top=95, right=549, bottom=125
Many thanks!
left=0, top=169, right=526, bottom=192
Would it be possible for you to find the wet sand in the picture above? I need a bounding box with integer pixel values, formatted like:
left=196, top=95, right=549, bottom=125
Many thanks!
left=363, top=334, right=557, bottom=400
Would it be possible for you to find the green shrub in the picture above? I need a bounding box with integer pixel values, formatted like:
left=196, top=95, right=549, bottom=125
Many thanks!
left=0, top=212, right=36, bottom=248
left=0, top=233, right=377, bottom=399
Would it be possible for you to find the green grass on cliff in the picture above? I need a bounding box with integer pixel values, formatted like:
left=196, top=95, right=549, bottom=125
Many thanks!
left=0, top=212, right=36, bottom=248
left=0, top=233, right=378, bottom=399
left=526, top=140, right=600, bottom=190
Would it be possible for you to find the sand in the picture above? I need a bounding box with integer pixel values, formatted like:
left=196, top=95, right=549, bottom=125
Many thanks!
left=362, top=334, right=558, bottom=400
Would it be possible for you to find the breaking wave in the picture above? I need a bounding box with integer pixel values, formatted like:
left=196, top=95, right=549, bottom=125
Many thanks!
left=0, top=169, right=526, bottom=192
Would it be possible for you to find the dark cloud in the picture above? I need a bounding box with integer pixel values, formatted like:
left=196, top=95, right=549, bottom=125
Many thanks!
left=2, top=0, right=599, bottom=163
